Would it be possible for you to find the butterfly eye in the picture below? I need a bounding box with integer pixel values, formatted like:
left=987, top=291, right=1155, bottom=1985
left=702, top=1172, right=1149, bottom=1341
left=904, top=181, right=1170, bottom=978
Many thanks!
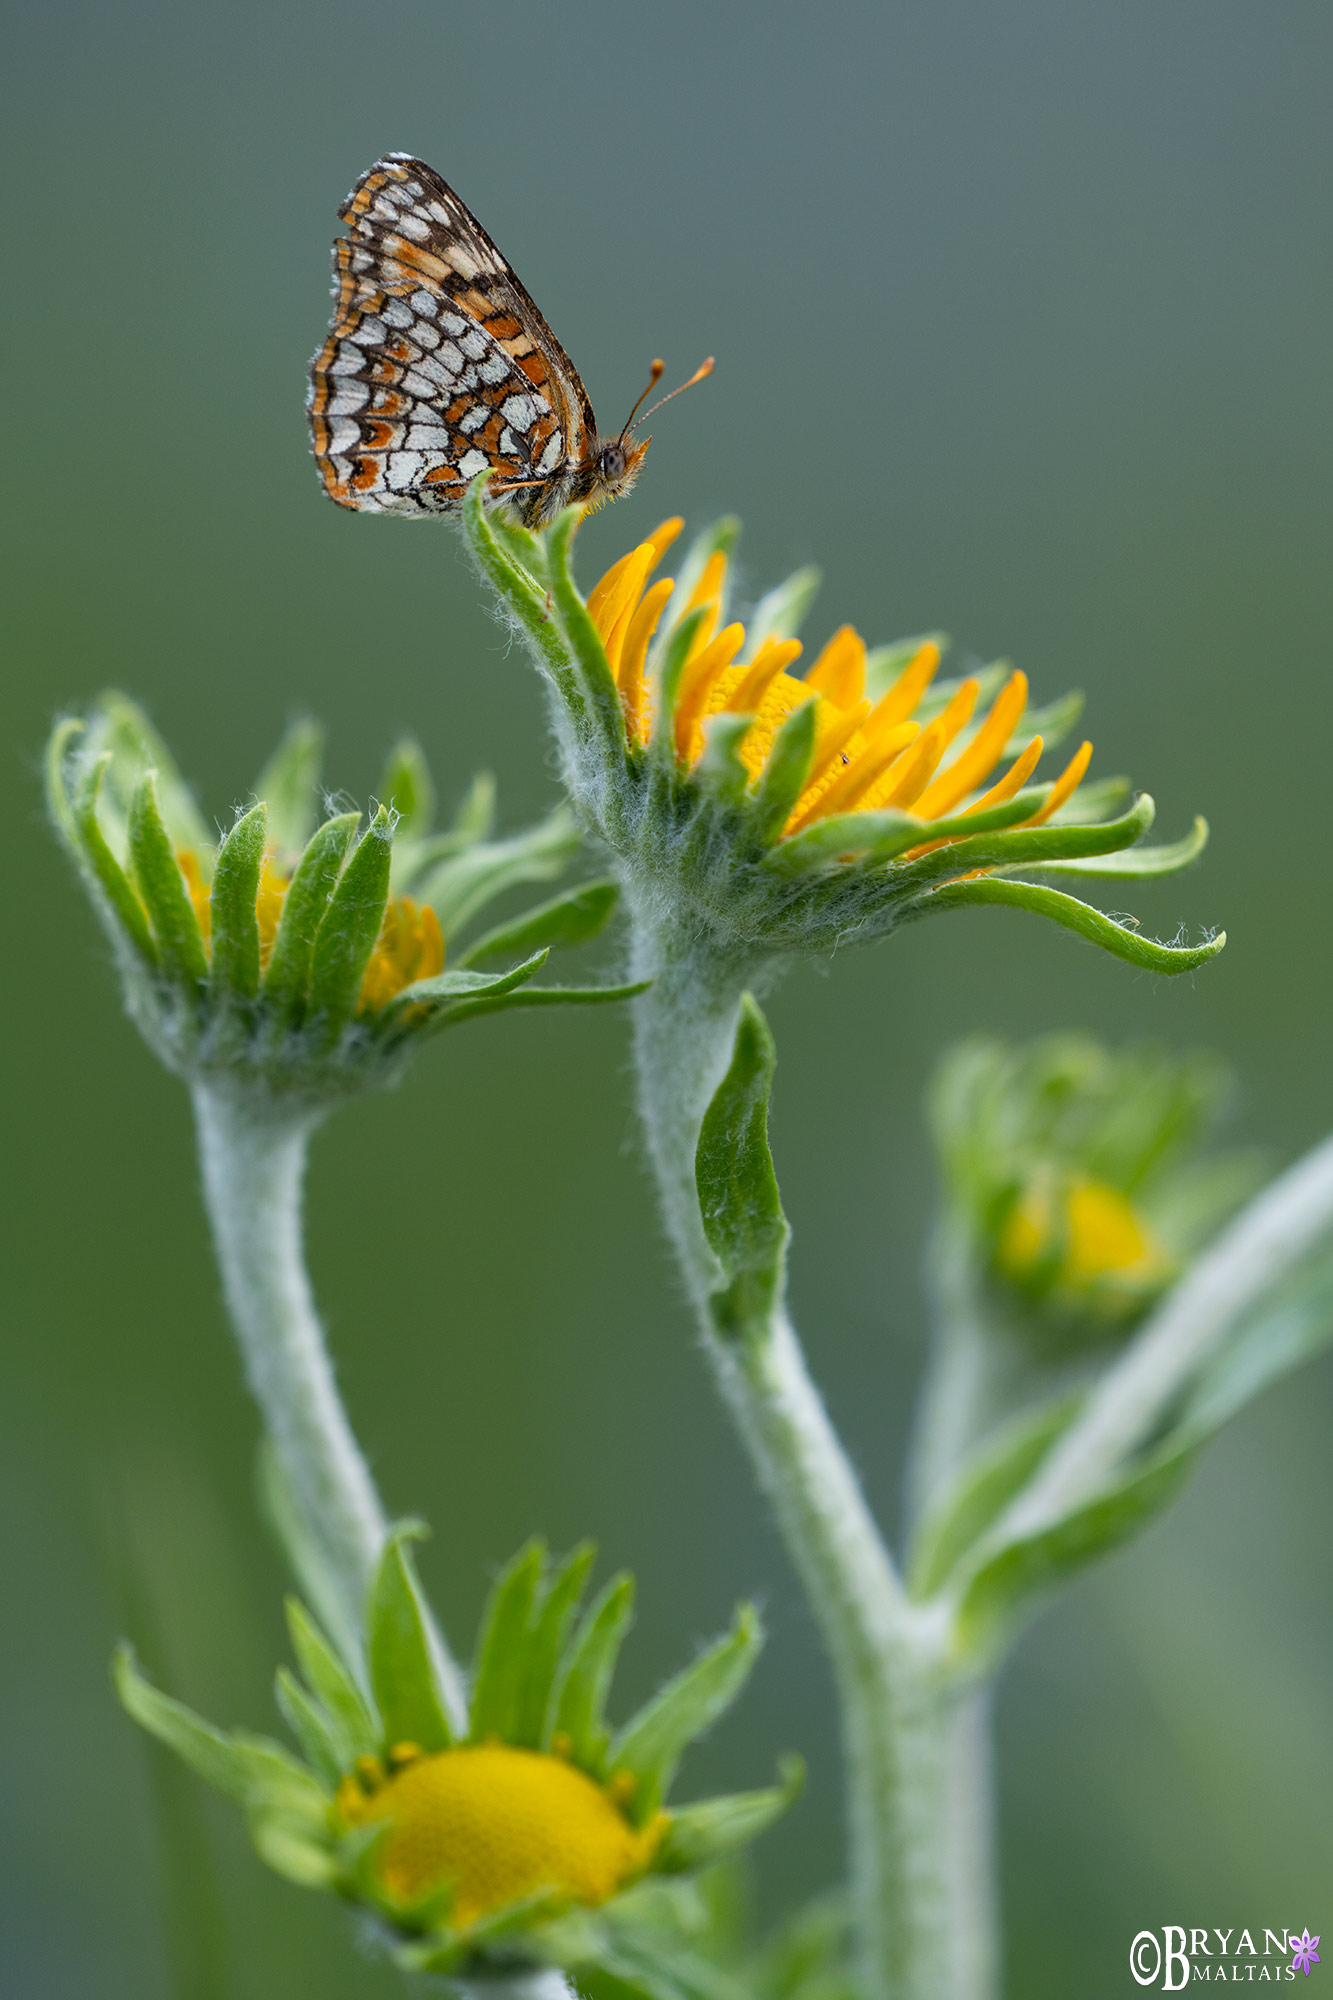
left=600, top=443, right=628, bottom=483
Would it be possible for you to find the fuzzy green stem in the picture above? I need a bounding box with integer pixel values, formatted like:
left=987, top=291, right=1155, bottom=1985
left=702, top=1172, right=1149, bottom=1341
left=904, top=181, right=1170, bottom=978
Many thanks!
left=191, top=1084, right=412, bottom=1683
left=628, top=916, right=992, bottom=2000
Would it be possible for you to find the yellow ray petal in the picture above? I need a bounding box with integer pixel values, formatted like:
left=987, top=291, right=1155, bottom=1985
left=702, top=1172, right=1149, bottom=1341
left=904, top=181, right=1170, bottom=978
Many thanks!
left=783, top=701, right=875, bottom=830
left=619, top=577, right=675, bottom=738
left=724, top=639, right=804, bottom=716
left=805, top=626, right=867, bottom=709
left=871, top=641, right=941, bottom=731
left=793, top=721, right=921, bottom=825
left=675, top=623, right=747, bottom=758
left=1022, top=739, right=1093, bottom=826
left=913, top=670, right=1029, bottom=820
left=594, top=544, right=657, bottom=651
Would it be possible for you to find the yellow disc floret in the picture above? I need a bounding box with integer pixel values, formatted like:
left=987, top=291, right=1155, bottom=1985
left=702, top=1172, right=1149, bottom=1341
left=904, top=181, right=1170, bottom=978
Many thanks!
left=337, top=1743, right=664, bottom=1926
left=998, top=1172, right=1168, bottom=1300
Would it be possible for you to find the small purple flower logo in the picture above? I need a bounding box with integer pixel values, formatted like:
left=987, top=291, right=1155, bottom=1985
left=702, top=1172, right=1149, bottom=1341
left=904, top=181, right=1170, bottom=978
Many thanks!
left=1292, top=1931, right=1321, bottom=1976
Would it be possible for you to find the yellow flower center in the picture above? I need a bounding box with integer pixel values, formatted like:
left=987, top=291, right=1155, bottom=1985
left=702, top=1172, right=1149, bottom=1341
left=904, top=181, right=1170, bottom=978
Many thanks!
left=998, top=1173, right=1167, bottom=1295
left=337, top=1743, right=664, bottom=1926
left=588, top=522, right=1094, bottom=841
left=174, top=848, right=444, bottom=1011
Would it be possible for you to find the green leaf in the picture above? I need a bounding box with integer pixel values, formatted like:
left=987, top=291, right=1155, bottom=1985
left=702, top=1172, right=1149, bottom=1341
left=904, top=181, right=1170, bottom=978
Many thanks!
left=305, top=804, right=394, bottom=1041
left=209, top=802, right=267, bottom=1003
left=908, top=1395, right=1083, bottom=1598
left=610, top=1605, right=763, bottom=1824
left=47, top=729, right=157, bottom=964
left=469, top=1540, right=545, bottom=1744
left=696, top=996, right=789, bottom=1339
left=127, top=772, right=208, bottom=986
left=548, top=508, right=631, bottom=767
left=367, top=1530, right=455, bottom=1753
left=262, top=812, right=359, bottom=1020
left=552, top=1572, right=635, bottom=1769
left=750, top=699, right=817, bottom=845
left=256, top=1444, right=361, bottom=1670
left=953, top=1440, right=1197, bottom=1665
left=515, top=1542, right=596, bottom=1751
left=254, top=720, right=324, bottom=858
left=741, top=567, right=822, bottom=660
left=274, top=1667, right=344, bottom=1788
left=377, top=737, right=434, bottom=841
left=656, top=1755, right=804, bottom=1873
left=461, top=879, right=619, bottom=968
left=114, top=1646, right=326, bottom=1817
left=285, top=1598, right=378, bottom=1764
left=1006, top=816, right=1209, bottom=881
left=918, top=876, right=1226, bottom=974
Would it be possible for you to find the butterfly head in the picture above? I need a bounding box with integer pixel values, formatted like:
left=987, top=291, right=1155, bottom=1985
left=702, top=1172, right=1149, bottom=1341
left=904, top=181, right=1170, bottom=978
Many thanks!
left=583, top=357, right=714, bottom=509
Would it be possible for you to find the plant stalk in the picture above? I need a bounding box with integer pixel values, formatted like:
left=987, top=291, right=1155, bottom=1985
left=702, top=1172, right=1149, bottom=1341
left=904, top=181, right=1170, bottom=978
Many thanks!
left=627, top=917, right=995, bottom=2000
left=190, top=1082, right=390, bottom=1665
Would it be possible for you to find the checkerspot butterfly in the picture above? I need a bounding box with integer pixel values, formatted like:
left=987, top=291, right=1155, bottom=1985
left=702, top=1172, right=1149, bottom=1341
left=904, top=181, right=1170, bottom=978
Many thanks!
left=308, top=154, right=711, bottom=524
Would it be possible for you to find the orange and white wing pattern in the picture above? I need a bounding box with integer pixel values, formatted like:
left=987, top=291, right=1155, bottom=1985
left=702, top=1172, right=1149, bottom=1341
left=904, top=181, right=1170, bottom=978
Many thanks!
left=308, top=154, right=595, bottom=519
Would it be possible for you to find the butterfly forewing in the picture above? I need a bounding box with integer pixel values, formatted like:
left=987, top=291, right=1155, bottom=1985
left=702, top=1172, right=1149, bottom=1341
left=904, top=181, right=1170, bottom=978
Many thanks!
left=309, top=155, right=597, bottom=519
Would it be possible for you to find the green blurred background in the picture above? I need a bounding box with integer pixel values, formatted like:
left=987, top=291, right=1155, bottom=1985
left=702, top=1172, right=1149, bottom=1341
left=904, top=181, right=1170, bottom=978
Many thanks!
left=4, top=2, right=1331, bottom=1993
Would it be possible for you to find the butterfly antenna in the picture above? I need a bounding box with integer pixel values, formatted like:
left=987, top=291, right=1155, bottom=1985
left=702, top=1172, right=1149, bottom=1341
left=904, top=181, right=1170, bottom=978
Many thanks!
left=618, top=360, right=665, bottom=442
left=620, top=356, right=714, bottom=439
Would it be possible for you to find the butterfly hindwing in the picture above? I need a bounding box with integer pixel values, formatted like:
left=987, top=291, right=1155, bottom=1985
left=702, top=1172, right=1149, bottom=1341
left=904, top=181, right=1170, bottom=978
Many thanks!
left=309, top=154, right=594, bottom=517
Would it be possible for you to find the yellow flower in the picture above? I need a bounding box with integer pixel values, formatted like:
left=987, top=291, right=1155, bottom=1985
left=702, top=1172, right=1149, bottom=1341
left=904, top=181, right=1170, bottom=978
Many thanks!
left=177, top=846, right=444, bottom=1013
left=337, top=1741, right=664, bottom=1926
left=588, top=522, right=1093, bottom=843
left=998, top=1171, right=1169, bottom=1297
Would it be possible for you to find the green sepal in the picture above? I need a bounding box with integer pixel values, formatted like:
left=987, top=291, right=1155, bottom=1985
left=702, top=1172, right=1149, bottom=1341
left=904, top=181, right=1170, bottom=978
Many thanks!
left=209, top=802, right=267, bottom=1003
left=285, top=1597, right=378, bottom=1764
left=919, top=876, right=1227, bottom=974
left=376, top=951, right=550, bottom=1031
left=741, top=566, right=822, bottom=659
left=462, top=474, right=583, bottom=701
left=694, top=713, right=756, bottom=806
left=1050, top=773, right=1131, bottom=824
left=460, top=879, right=619, bottom=968
left=609, top=1604, right=763, bottom=1825
left=378, top=738, right=435, bottom=841
left=655, top=1755, right=805, bottom=1873
left=367, top=1528, right=456, bottom=1753
left=889, top=793, right=1157, bottom=900
left=515, top=1542, right=597, bottom=1750
left=552, top=1571, right=636, bottom=1771
left=469, top=1539, right=545, bottom=1744
left=47, top=728, right=157, bottom=965
left=907, top=1394, right=1083, bottom=1598
left=257, top=1444, right=361, bottom=1670
left=1008, top=689, right=1084, bottom=754
left=696, top=995, right=789, bottom=1339
left=95, top=694, right=213, bottom=856
left=489, top=511, right=550, bottom=589
left=262, top=812, right=359, bottom=1020
left=127, top=771, right=208, bottom=987
left=548, top=507, right=631, bottom=769
left=417, top=809, right=580, bottom=939
left=113, top=1645, right=327, bottom=1819
left=274, top=1666, right=344, bottom=1789
left=306, top=804, right=394, bottom=1042
left=249, top=1807, right=339, bottom=1889
left=433, top=977, right=649, bottom=1029
left=254, top=720, right=323, bottom=858
left=1005, top=815, right=1209, bottom=881
left=649, top=609, right=710, bottom=768
left=749, top=698, right=817, bottom=845
left=765, top=791, right=1047, bottom=877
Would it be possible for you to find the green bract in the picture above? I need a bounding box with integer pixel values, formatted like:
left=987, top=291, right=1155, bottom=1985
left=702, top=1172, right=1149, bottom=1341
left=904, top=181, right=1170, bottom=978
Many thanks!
left=46, top=694, right=641, bottom=1106
left=116, top=1531, right=799, bottom=1978
left=462, top=479, right=1224, bottom=982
